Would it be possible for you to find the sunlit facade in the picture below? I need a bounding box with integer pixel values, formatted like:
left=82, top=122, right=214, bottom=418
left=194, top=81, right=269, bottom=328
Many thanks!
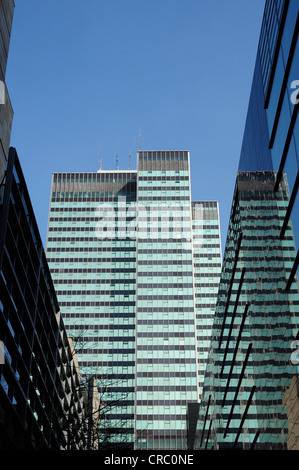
left=46, top=150, right=222, bottom=450
left=47, top=169, right=137, bottom=448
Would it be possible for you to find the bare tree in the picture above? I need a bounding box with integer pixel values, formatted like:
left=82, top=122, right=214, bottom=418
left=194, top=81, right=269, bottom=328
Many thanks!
left=59, top=334, right=136, bottom=450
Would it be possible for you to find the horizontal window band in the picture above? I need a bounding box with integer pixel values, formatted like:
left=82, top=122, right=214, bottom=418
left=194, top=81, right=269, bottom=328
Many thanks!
left=136, top=358, right=197, bottom=364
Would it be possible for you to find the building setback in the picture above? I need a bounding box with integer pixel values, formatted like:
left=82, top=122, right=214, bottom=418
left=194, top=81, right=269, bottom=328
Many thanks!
left=192, top=0, right=299, bottom=450
left=46, top=150, right=222, bottom=450
left=192, top=200, right=222, bottom=399
left=0, top=148, right=90, bottom=449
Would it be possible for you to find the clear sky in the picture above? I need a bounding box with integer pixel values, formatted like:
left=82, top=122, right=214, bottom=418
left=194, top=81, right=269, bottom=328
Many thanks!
left=5, top=0, right=265, bottom=251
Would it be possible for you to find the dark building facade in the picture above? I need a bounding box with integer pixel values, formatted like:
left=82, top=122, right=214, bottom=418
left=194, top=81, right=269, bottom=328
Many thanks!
left=192, top=0, right=299, bottom=450
left=0, top=148, right=88, bottom=449
left=195, top=171, right=298, bottom=449
left=239, top=0, right=299, bottom=282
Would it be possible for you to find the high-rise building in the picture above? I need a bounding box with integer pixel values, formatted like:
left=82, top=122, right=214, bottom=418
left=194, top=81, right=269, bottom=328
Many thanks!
left=239, top=0, right=299, bottom=283
left=0, top=0, right=94, bottom=450
left=192, top=0, right=299, bottom=450
left=47, top=167, right=138, bottom=449
left=0, top=1, right=100, bottom=450
left=192, top=200, right=222, bottom=400
left=0, top=148, right=89, bottom=449
left=195, top=171, right=298, bottom=450
left=46, top=150, right=222, bottom=450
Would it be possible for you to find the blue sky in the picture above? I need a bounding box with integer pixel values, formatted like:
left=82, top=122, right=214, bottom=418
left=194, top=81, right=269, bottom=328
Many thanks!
left=6, top=0, right=265, bottom=250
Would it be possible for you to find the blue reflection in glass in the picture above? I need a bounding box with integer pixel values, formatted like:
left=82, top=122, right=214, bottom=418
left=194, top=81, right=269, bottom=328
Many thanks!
left=281, top=1, right=299, bottom=63
left=287, top=39, right=299, bottom=110
left=293, top=113, right=299, bottom=166
left=283, top=137, right=298, bottom=197
left=239, top=56, right=272, bottom=171
left=267, top=49, right=285, bottom=135
left=291, top=185, right=299, bottom=253
left=272, top=92, right=292, bottom=171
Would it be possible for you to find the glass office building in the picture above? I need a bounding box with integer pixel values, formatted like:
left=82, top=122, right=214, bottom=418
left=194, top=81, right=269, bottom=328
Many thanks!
left=192, top=201, right=222, bottom=400
left=0, top=3, right=94, bottom=450
left=46, top=150, right=222, bottom=450
left=192, top=0, right=299, bottom=450
left=239, top=0, right=299, bottom=285
left=195, top=171, right=299, bottom=449
left=47, top=168, right=138, bottom=449
left=0, top=148, right=88, bottom=449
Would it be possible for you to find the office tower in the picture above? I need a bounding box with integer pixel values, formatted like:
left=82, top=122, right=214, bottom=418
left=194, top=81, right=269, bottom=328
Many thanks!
left=46, top=150, right=222, bottom=450
left=195, top=171, right=298, bottom=449
left=192, top=201, right=222, bottom=399
left=0, top=1, right=97, bottom=451
left=0, top=148, right=89, bottom=449
left=47, top=168, right=138, bottom=449
left=192, top=0, right=299, bottom=450
left=239, top=0, right=299, bottom=284
left=0, top=0, right=14, bottom=183
left=134, top=152, right=222, bottom=450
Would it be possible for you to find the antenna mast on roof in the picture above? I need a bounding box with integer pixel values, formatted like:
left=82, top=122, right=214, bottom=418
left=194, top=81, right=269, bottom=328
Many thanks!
left=98, top=150, right=103, bottom=171
left=116, top=139, right=119, bottom=170
left=128, top=151, right=131, bottom=170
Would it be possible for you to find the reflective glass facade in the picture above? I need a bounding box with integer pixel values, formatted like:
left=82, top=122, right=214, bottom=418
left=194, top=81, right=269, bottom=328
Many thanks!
left=0, top=149, right=87, bottom=449
left=239, top=0, right=299, bottom=283
left=195, top=172, right=299, bottom=449
left=193, top=0, right=299, bottom=450
left=46, top=150, right=222, bottom=450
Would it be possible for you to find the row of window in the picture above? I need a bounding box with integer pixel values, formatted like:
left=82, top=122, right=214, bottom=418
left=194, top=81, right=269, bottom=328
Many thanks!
left=53, top=172, right=137, bottom=183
